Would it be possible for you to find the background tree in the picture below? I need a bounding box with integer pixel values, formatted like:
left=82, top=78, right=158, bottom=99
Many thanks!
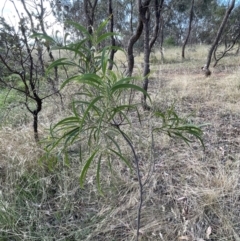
left=181, top=0, right=194, bottom=59
left=205, top=0, right=235, bottom=73
left=140, top=0, right=164, bottom=109
left=213, top=3, right=240, bottom=66
left=108, top=0, right=116, bottom=70
left=84, top=0, right=98, bottom=36
left=126, top=0, right=144, bottom=77
left=0, top=0, right=59, bottom=141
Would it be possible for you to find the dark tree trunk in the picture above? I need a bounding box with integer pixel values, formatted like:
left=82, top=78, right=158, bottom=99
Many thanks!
left=84, top=0, right=98, bottom=47
left=138, top=0, right=152, bottom=106
left=140, top=0, right=164, bottom=110
left=84, top=0, right=98, bottom=31
left=33, top=98, right=42, bottom=142
left=141, top=6, right=151, bottom=110
left=182, top=0, right=194, bottom=59
left=205, top=0, right=235, bottom=72
left=127, top=19, right=143, bottom=77
left=108, top=0, right=115, bottom=70
left=149, top=0, right=164, bottom=50
left=130, top=0, right=134, bottom=34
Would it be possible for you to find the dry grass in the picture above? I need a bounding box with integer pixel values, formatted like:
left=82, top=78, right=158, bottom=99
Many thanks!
left=1, top=45, right=240, bottom=240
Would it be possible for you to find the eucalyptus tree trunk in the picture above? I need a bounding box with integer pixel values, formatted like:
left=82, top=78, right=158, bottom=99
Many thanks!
left=182, top=0, right=194, bottom=59
left=140, top=0, right=164, bottom=110
left=140, top=4, right=151, bottom=110
left=142, top=46, right=151, bottom=110
left=159, top=16, right=165, bottom=63
left=129, top=0, right=134, bottom=34
left=84, top=0, right=98, bottom=47
left=126, top=11, right=144, bottom=76
left=205, top=0, right=235, bottom=73
left=108, top=0, right=116, bottom=70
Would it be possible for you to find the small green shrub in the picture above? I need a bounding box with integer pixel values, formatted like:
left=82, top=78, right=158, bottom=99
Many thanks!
left=42, top=19, right=205, bottom=240
left=164, top=36, right=176, bottom=46
left=43, top=19, right=204, bottom=190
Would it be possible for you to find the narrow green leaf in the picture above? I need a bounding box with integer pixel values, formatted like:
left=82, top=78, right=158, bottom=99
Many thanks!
left=64, top=151, right=70, bottom=167
left=106, top=133, right=122, bottom=155
left=113, top=77, right=135, bottom=85
left=51, top=45, right=87, bottom=59
left=95, top=109, right=106, bottom=141
left=75, top=100, right=102, bottom=115
left=96, top=155, right=103, bottom=195
left=88, top=127, right=96, bottom=146
left=109, top=148, right=132, bottom=170
left=67, top=21, right=91, bottom=38
left=111, top=83, right=151, bottom=102
left=46, top=58, right=77, bottom=74
left=79, top=150, right=98, bottom=188
left=79, top=96, right=103, bottom=132
left=64, top=127, right=80, bottom=145
left=96, top=32, right=119, bottom=45
left=30, top=33, right=55, bottom=43
left=61, top=73, right=103, bottom=89
left=101, top=48, right=108, bottom=76
left=54, top=116, right=80, bottom=128
left=96, top=18, right=110, bottom=36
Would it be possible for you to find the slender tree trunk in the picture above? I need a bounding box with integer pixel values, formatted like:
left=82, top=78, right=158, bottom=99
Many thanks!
left=142, top=9, right=151, bottom=107
left=138, top=0, right=152, bottom=110
left=141, top=0, right=164, bottom=110
left=130, top=0, right=134, bottom=34
left=15, top=1, right=43, bottom=141
left=127, top=19, right=143, bottom=77
left=33, top=102, right=42, bottom=142
left=205, top=0, right=235, bottom=71
left=159, top=16, right=165, bottom=63
left=108, top=0, right=115, bottom=70
left=149, top=0, right=164, bottom=50
left=84, top=0, right=98, bottom=46
left=182, top=0, right=194, bottom=59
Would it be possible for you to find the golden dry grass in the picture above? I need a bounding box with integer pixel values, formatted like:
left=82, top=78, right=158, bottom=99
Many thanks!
left=1, top=45, right=240, bottom=240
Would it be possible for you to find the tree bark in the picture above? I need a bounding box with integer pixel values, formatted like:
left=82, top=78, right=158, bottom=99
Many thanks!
left=149, top=0, right=164, bottom=50
left=108, top=0, right=115, bottom=70
left=138, top=0, right=152, bottom=110
left=182, top=0, right=194, bottom=59
left=140, top=0, right=164, bottom=110
left=130, top=0, right=134, bottom=34
left=33, top=98, right=42, bottom=142
left=84, top=0, right=98, bottom=48
left=126, top=18, right=144, bottom=77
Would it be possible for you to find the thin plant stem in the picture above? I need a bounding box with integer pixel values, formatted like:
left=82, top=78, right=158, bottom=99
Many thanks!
left=116, top=125, right=143, bottom=241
